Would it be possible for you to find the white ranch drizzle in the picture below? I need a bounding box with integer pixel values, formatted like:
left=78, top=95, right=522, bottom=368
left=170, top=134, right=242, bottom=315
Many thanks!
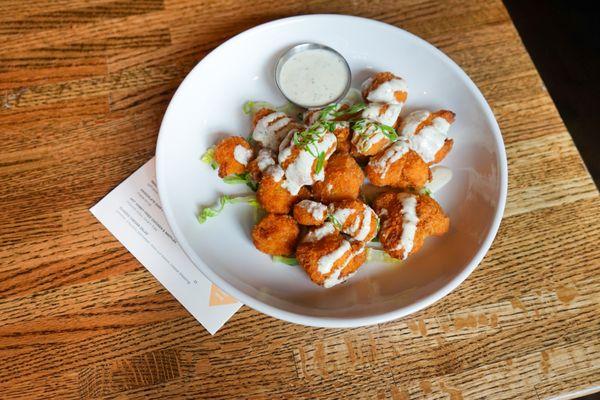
left=354, top=208, right=374, bottom=241
left=399, top=110, right=430, bottom=136
left=351, top=121, right=387, bottom=153
left=281, top=131, right=336, bottom=195
left=303, top=103, right=343, bottom=126
left=303, top=222, right=336, bottom=243
left=361, top=103, right=402, bottom=127
left=363, top=76, right=407, bottom=104
left=233, top=145, right=252, bottom=166
left=400, top=110, right=451, bottom=163
left=323, top=246, right=365, bottom=288
left=368, top=139, right=411, bottom=178
left=360, top=77, right=373, bottom=94
left=330, top=207, right=353, bottom=226
left=278, top=127, right=303, bottom=164
left=393, top=194, right=419, bottom=260
left=349, top=214, right=361, bottom=234
left=252, top=112, right=292, bottom=150
left=256, top=148, right=275, bottom=171
left=265, top=164, right=284, bottom=182
left=332, top=120, right=350, bottom=131
left=297, top=200, right=327, bottom=221
left=317, top=240, right=351, bottom=275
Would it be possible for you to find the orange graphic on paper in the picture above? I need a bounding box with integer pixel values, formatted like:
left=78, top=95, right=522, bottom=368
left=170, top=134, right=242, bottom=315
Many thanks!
left=209, top=284, right=238, bottom=306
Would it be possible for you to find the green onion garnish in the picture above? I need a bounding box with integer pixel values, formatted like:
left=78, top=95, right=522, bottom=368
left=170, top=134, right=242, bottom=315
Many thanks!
left=314, top=152, right=326, bottom=174
left=335, top=102, right=366, bottom=117
left=326, top=214, right=343, bottom=230
left=379, top=124, right=399, bottom=141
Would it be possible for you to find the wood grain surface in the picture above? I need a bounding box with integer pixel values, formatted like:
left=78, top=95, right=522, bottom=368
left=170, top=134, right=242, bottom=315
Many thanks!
left=1, top=1, right=599, bottom=399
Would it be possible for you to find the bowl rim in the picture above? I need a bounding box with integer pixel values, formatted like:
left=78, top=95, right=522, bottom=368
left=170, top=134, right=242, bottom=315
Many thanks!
left=155, top=14, right=508, bottom=328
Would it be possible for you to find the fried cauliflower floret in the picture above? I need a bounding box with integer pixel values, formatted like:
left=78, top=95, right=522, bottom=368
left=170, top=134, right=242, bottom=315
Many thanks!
left=312, top=153, right=364, bottom=203
left=247, top=148, right=276, bottom=182
left=251, top=108, right=301, bottom=151
left=252, top=108, right=275, bottom=127
left=373, top=192, right=449, bottom=259
left=365, top=141, right=431, bottom=189
left=256, top=167, right=311, bottom=214
left=293, top=200, right=327, bottom=226
left=398, top=109, right=455, bottom=164
left=433, top=139, right=454, bottom=164
left=302, top=106, right=352, bottom=153
left=252, top=214, right=300, bottom=256
left=332, top=123, right=351, bottom=153
left=213, top=136, right=253, bottom=178
left=361, top=103, right=403, bottom=128
left=296, top=233, right=367, bottom=287
left=303, top=103, right=353, bottom=125
left=361, top=72, right=408, bottom=104
left=350, top=119, right=392, bottom=157
left=328, top=199, right=379, bottom=242
left=277, top=125, right=337, bottom=194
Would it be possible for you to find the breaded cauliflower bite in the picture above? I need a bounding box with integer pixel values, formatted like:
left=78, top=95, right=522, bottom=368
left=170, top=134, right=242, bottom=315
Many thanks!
left=331, top=123, right=351, bottom=153
left=350, top=119, right=393, bottom=157
left=247, top=148, right=276, bottom=182
left=365, top=140, right=431, bottom=190
left=251, top=108, right=302, bottom=151
left=256, top=166, right=311, bottom=214
left=293, top=200, right=327, bottom=226
left=214, top=136, right=253, bottom=178
left=398, top=109, right=455, bottom=164
left=302, top=105, right=352, bottom=153
left=328, top=199, right=379, bottom=242
left=361, top=72, right=408, bottom=104
left=361, top=103, right=403, bottom=128
left=296, top=232, right=367, bottom=287
left=302, top=103, right=353, bottom=126
left=373, top=192, right=449, bottom=260
left=252, top=213, right=300, bottom=256
left=312, top=153, right=364, bottom=203
left=277, top=125, right=337, bottom=194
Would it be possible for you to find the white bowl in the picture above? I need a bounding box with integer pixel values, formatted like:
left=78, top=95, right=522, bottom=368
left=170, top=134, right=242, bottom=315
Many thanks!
left=156, top=15, right=508, bottom=328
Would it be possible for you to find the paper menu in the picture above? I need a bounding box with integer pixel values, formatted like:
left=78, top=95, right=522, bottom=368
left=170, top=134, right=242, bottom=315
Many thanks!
left=90, top=157, right=241, bottom=335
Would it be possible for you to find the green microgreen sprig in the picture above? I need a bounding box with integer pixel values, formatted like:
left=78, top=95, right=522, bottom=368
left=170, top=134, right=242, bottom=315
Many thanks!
left=352, top=119, right=398, bottom=142
left=291, top=124, right=329, bottom=174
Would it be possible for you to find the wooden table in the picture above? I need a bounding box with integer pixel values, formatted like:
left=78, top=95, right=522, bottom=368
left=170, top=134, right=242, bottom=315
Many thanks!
left=1, top=1, right=599, bottom=398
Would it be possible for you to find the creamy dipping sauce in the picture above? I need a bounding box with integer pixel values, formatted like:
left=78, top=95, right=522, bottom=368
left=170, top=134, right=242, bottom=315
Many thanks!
left=278, top=48, right=349, bottom=107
